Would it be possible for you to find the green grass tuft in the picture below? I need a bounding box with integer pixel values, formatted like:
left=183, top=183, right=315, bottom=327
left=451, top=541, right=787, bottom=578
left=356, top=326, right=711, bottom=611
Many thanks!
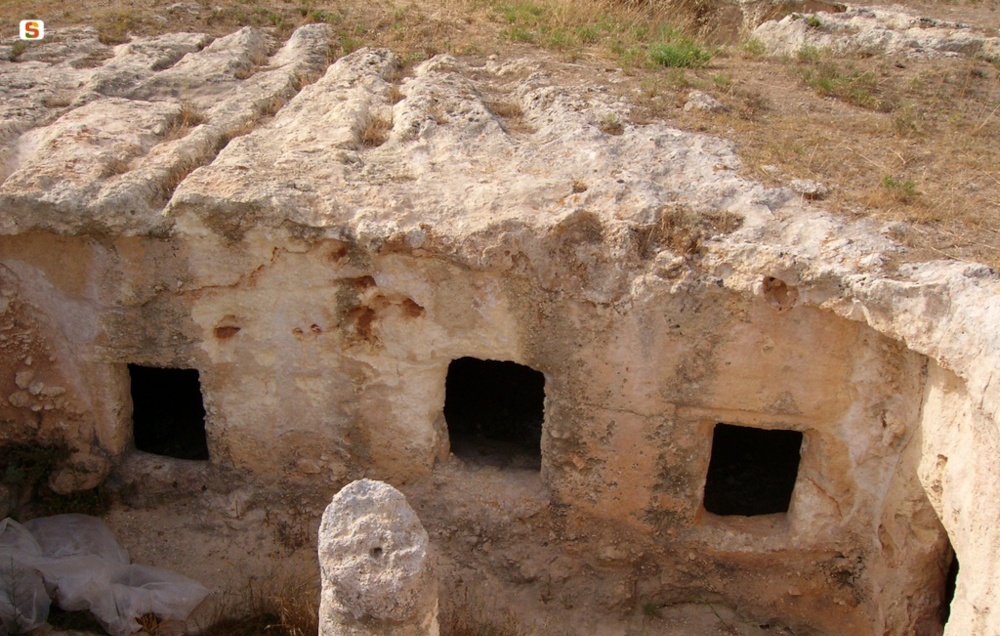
left=649, top=39, right=711, bottom=68
left=882, top=176, right=919, bottom=202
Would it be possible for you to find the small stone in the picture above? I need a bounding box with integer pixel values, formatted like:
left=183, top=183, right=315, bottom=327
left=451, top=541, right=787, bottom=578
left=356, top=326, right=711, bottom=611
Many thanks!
left=15, top=369, right=34, bottom=389
left=225, top=487, right=253, bottom=519
left=790, top=179, right=829, bottom=200
left=167, top=2, right=201, bottom=14
left=40, top=385, right=66, bottom=397
left=683, top=91, right=728, bottom=113
left=295, top=457, right=323, bottom=474
left=9, top=391, right=33, bottom=408
left=48, top=453, right=110, bottom=494
left=406, top=228, right=427, bottom=249
left=860, top=252, right=886, bottom=269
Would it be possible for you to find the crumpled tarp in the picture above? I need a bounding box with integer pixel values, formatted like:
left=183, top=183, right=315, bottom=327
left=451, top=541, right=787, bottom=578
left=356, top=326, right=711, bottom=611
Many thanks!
left=0, top=514, right=209, bottom=635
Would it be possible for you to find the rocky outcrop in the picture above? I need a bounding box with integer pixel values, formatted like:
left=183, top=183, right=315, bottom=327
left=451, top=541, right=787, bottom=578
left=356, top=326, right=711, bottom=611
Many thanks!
left=0, top=24, right=334, bottom=235
left=2, top=24, right=999, bottom=636
left=318, top=479, right=437, bottom=636
left=753, top=5, right=1000, bottom=58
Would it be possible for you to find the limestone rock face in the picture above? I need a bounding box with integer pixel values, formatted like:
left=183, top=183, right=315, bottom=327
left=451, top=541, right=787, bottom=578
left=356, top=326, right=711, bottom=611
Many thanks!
left=754, top=5, right=1000, bottom=58
left=0, top=24, right=334, bottom=235
left=318, top=479, right=437, bottom=636
left=1, top=26, right=1000, bottom=636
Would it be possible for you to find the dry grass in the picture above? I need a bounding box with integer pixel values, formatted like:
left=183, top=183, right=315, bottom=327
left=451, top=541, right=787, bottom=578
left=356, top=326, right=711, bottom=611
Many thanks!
left=635, top=205, right=744, bottom=257
left=388, top=84, right=406, bottom=104
left=100, top=155, right=133, bottom=178
left=190, top=579, right=531, bottom=636
left=198, top=576, right=319, bottom=636
left=158, top=155, right=205, bottom=202
left=682, top=47, right=1000, bottom=267
left=486, top=100, right=524, bottom=119
left=439, top=586, right=532, bottom=636
left=486, top=99, right=534, bottom=132
left=164, top=103, right=207, bottom=141
left=96, top=9, right=144, bottom=44
left=360, top=113, right=393, bottom=146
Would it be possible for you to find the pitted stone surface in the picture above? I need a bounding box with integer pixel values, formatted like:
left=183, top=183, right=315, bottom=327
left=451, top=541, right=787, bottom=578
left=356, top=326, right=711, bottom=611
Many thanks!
left=318, top=479, right=437, bottom=635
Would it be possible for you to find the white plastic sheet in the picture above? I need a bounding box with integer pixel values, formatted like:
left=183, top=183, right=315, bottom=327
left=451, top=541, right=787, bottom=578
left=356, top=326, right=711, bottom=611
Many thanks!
left=0, top=515, right=209, bottom=636
left=24, top=514, right=129, bottom=564
left=0, top=518, right=50, bottom=634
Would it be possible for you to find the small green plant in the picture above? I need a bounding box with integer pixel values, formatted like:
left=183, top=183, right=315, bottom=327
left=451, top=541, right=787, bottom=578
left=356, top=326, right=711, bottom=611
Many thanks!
left=599, top=112, right=624, bottom=135
left=892, top=103, right=924, bottom=137
left=882, top=176, right=918, bottom=202
left=575, top=25, right=600, bottom=44
left=503, top=25, right=534, bottom=42
left=664, top=67, right=692, bottom=90
left=265, top=11, right=285, bottom=27
left=611, top=42, right=646, bottom=67
left=739, top=37, right=767, bottom=58
left=800, top=61, right=888, bottom=110
left=11, top=40, right=28, bottom=60
left=711, top=73, right=733, bottom=88
left=649, top=39, right=711, bottom=68
left=497, top=1, right=545, bottom=27
left=805, top=14, right=823, bottom=29
left=797, top=44, right=821, bottom=64
left=793, top=45, right=892, bottom=110
left=542, top=26, right=575, bottom=50
left=339, top=36, right=363, bottom=55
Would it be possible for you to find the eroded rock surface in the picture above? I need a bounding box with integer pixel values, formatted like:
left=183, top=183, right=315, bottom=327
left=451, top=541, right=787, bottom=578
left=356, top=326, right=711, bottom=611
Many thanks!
left=319, top=479, right=437, bottom=636
left=754, top=5, right=1000, bottom=58
left=2, top=24, right=999, bottom=636
left=1, top=24, right=334, bottom=234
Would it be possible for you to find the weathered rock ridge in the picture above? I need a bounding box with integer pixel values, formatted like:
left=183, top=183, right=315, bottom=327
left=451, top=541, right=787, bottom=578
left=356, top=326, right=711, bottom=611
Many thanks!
left=1, top=23, right=999, bottom=636
left=754, top=4, right=1000, bottom=58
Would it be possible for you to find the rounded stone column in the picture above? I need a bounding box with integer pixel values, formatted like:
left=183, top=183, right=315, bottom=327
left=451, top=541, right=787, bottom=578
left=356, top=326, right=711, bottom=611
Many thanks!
left=318, top=479, right=438, bottom=636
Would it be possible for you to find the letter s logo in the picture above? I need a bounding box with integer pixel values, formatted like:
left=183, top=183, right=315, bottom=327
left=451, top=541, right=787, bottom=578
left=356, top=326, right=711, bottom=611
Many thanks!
left=20, top=20, right=45, bottom=40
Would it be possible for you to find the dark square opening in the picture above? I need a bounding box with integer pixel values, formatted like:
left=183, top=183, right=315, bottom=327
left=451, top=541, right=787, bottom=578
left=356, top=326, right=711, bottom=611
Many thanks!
left=703, top=423, right=802, bottom=516
left=444, top=357, right=544, bottom=470
left=129, top=364, right=208, bottom=460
